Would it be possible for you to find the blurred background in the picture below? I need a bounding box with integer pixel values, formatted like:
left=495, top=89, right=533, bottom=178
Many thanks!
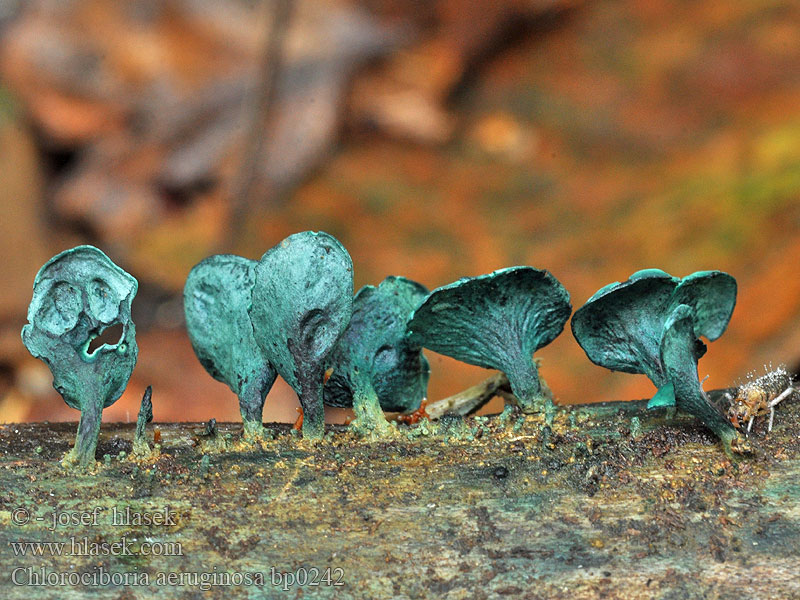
left=1, top=0, right=799, bottom=425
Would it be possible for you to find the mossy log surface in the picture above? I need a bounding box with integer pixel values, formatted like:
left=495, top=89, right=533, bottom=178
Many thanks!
left=0, top=394, right=798, bottom=600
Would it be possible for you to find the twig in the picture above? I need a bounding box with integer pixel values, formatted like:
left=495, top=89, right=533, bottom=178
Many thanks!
left=426, top=372, right=512, bottom=420
left=225, top=0, right=294, bottom=251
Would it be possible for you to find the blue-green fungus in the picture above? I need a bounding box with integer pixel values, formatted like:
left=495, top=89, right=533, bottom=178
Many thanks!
left=133, top=385, right=154, bottom=457
left=324, top=276, right=429, bottom=436
left=249, top=231, right=354, bottom=440
left=184, top=255, right=277, bottom=441
left=21, top=246, right=138, bottom=468
left=571, top=269, right=748, bottom=454
left=408, top=267, right=572, bottom=416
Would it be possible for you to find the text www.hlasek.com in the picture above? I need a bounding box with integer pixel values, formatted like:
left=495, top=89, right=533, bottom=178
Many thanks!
left=10, top=537, right=183, bottom=557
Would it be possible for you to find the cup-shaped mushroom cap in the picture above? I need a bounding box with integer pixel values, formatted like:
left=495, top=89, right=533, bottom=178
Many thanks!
left=25, top=246, right=137, bottom=340
left=571, top=269, right=678, bottom=386
left=249, top=231, right=354, bottom=392
left=21, top=245, right=138, bottom=410
left=324, top=276, right=430, bottom=413
left=184, top=254, right=275, bottom=396
left=571, top=269, right=737, bottom=389
left=408, top=267, right=571, bottom=407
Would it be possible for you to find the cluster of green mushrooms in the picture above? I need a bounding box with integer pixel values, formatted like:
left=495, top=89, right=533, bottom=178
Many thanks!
left=21, top=232, right=748, bottom=468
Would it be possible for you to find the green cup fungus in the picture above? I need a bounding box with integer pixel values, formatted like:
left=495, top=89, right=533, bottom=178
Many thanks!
left=324, top=276, right=430, bottom=436
left=184, top=254, right=278, bottom=441
left=571, top=269, right=747, bottom=454
left=408, top=267, right=572, bottom=416
left=21, top=238, right=757, bottom=461
left=21, top=246, right=138, bottom=468
left=249, top=231, right=354, bottom=440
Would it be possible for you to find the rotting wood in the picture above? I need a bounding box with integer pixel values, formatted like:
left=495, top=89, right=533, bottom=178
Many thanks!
left=0, top=392, right=798, bottom=599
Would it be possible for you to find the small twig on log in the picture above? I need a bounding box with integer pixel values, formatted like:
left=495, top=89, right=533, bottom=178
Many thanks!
left=426, top=372, right=512, bottom=419
left=496, top=390, right=518, bottom=405
left=225, top=0, right=294, bottom=251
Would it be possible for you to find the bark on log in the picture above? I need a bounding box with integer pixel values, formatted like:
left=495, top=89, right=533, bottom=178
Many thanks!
left=0, top=392, right=798, bottom=599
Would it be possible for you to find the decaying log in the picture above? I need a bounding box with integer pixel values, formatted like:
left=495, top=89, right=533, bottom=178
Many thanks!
left=0, top=392, right=798, bottom=599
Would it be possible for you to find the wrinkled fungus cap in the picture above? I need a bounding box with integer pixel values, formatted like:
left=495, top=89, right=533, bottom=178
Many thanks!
left=22, top=245, right=138, bottom=410
left=249, top=231, right=354, bottom=392
left=184, top=254, right=266, bottom=394
left=26, top=245, right=137, bottom=344
left=571, top=269, right=679, bottom=385
left=669, top=270, right=737, bottom=342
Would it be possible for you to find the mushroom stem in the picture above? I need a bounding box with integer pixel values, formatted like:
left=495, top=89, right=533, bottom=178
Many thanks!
left=64, top=389, right=103, bottom=469
left=238, top=380, right=265, bottom=425
left=349, top=373, right=393, bottom=437
left=661, top=305, right=748, bottom=455
left=506, top=361, right=542, bottom=413
left=298, top=376, right=325, bottom=440
left=238, top=372, right=274, bottom=441
left=506, top=357, right=555, bottom=420
left=241, top=418, right=266, bottom=442
left=672, top=373, right=747, bottom=456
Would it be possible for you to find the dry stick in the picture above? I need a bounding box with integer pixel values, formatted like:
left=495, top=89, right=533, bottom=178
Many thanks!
left=425, top=372, right=512, bottom=420
left=225, top=0, right=294, bottom=252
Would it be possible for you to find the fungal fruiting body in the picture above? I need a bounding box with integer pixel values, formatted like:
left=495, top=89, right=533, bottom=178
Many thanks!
left=323, top=276, right=430, bottom=437
left=572, top=269, right=748, bottom=454
left=249, top=231, right=354, bottom=440
left=408, top=267, right=571, bottom=417
left=184, top=254, right=277, bottom=441
left=133, top=386, right=154, bottom=457
left=21, top=245, right=138, bottom=468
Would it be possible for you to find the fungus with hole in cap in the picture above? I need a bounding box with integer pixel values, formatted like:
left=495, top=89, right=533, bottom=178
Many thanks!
left=184, top=254, right=277, bottom=441
left=324, top=276, right=430, bottom=436
left=21, top=246, right=138, bottom=468
left=249, top=231, right=354, bottom=440
left=408, top=267, right=571, bottom=416
left=571, top=269, right=748, bottom=454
